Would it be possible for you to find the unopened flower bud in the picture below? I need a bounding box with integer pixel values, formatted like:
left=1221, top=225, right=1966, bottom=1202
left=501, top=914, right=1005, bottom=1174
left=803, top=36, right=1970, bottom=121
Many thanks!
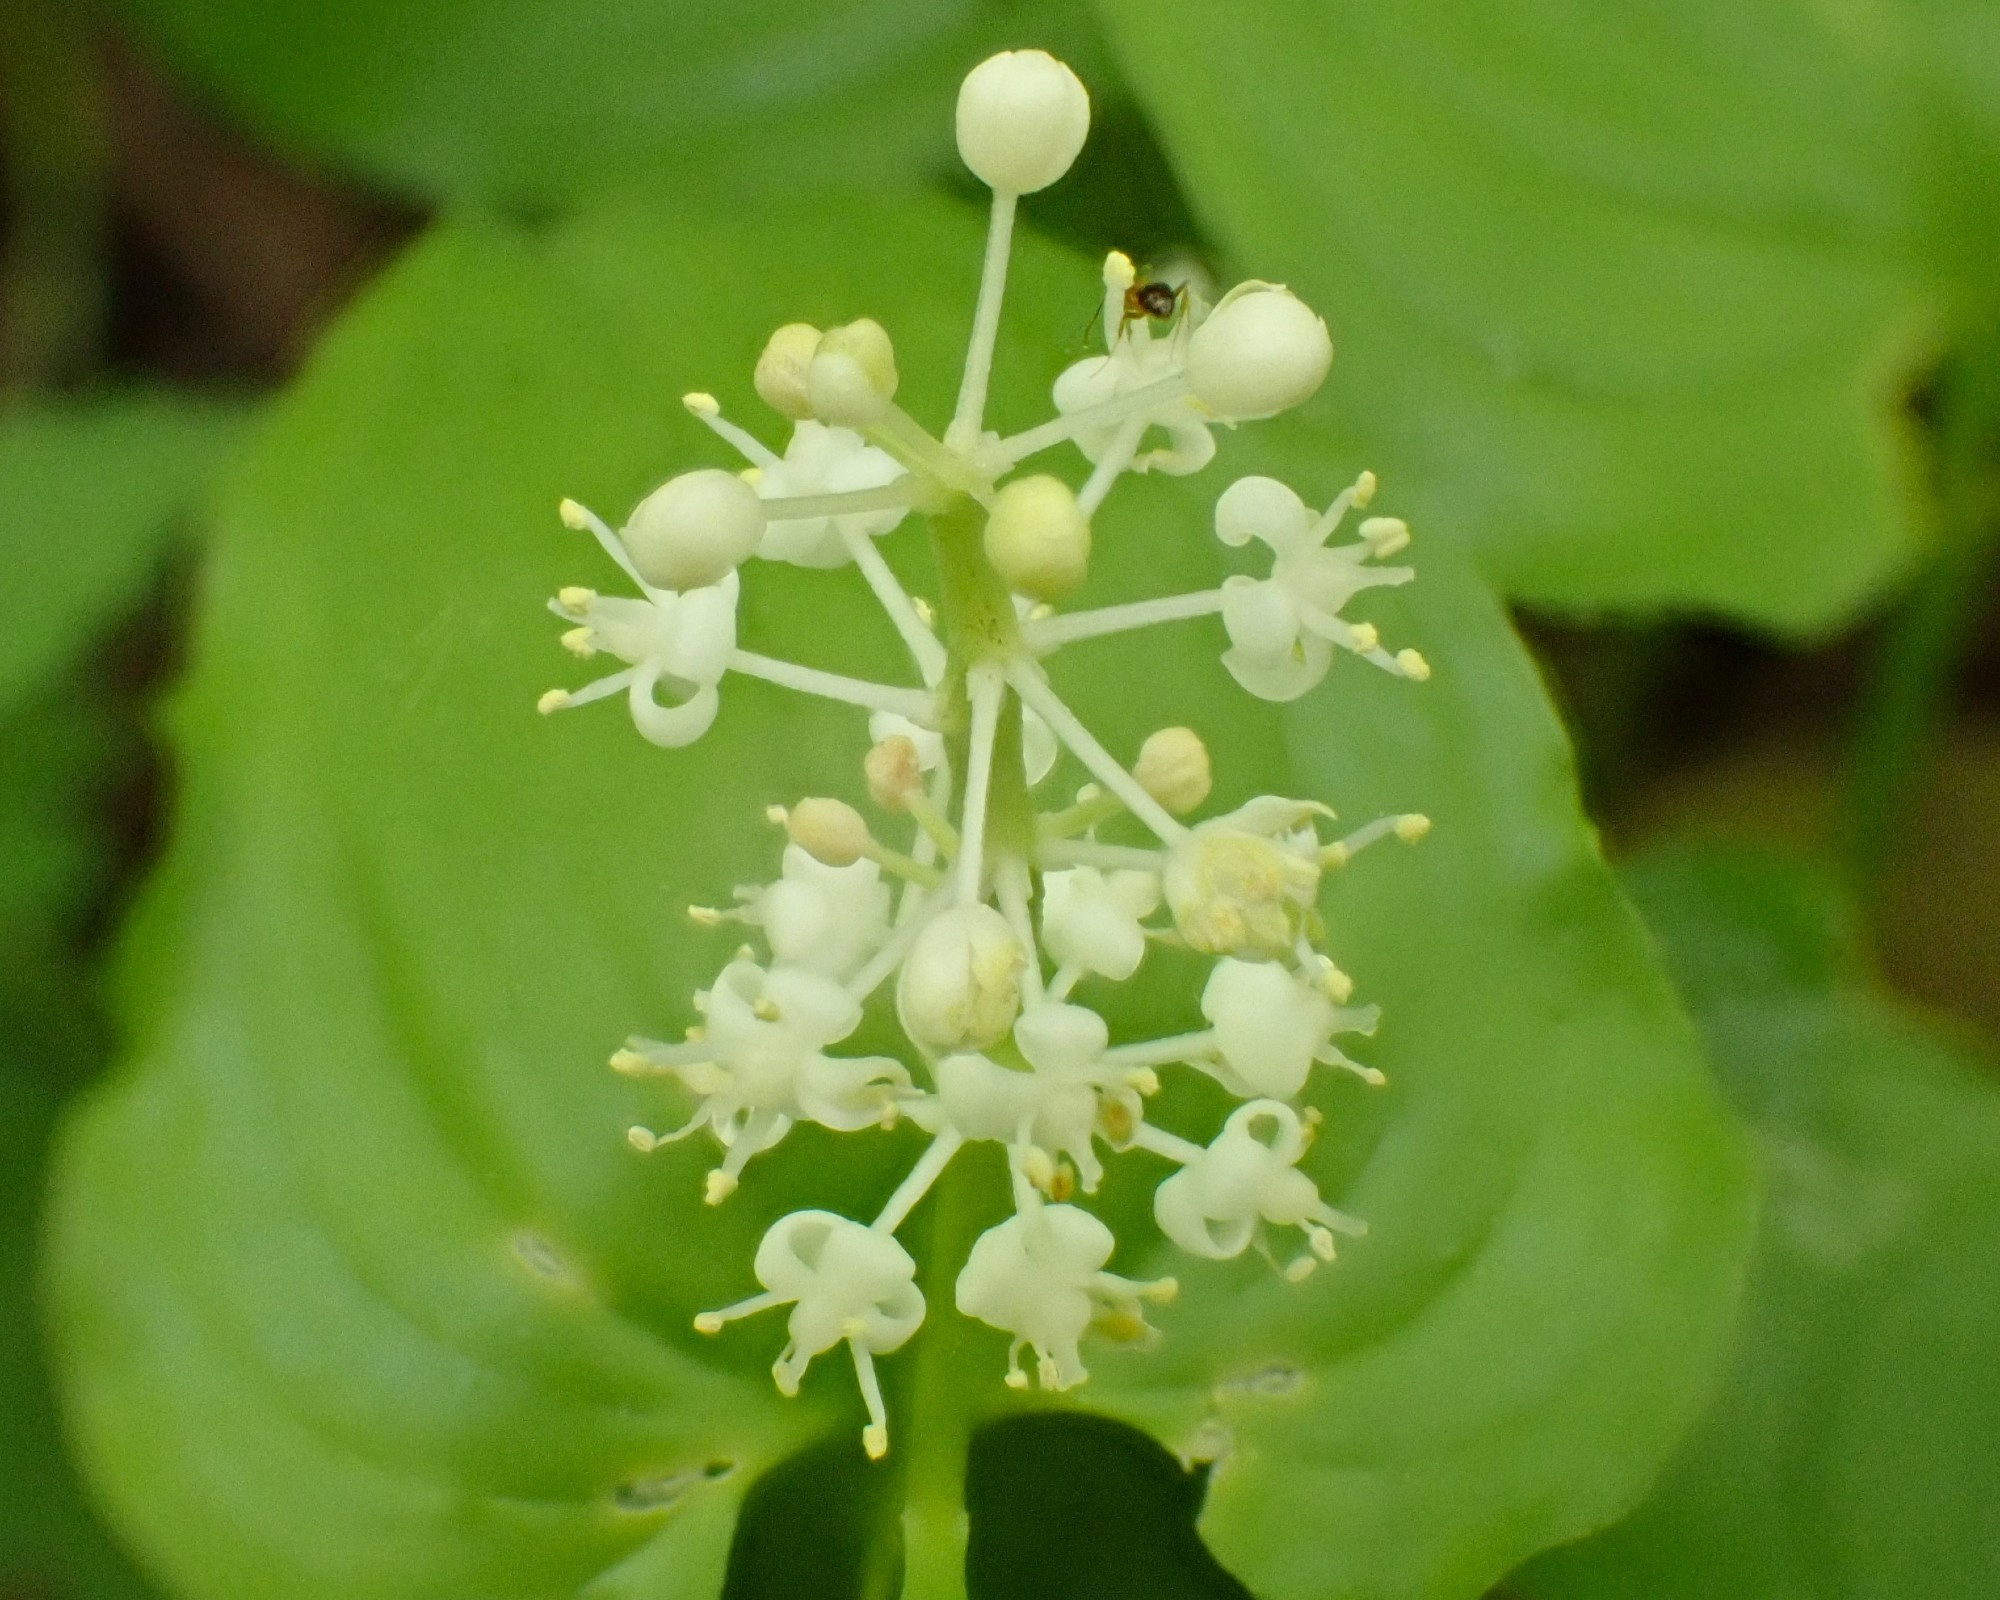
left=808, top=319, right=899, bottom=427
left=955, top=50, right=1091, bottom=195
left=1187, top=284, right=1332, bottom=421
left=1135, top=727, right=1211, bottom=815
left=754, top=322, right=822, bottom=420
left=786, top=797, right=872, bottom=867
left=865, top=736, right=924, bottom=811
left=623, top=468, right=766, bottom=590
left=897, top=905, right=1025, bottom=1054
left=983, top=475, right=1090, bottom=601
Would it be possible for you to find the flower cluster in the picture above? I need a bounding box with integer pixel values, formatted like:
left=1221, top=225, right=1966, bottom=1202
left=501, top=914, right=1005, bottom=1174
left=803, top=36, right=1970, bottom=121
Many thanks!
left=539, top=48, right=1428, bottom=1460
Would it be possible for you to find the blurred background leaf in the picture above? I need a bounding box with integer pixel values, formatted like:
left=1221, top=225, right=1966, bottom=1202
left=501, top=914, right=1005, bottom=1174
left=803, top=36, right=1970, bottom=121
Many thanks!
left=1508, top=843, right=2000, bottom=1600
left=104, top=0, right=1110, bottom=207
left=1090, top=0, right=1942, bottom=632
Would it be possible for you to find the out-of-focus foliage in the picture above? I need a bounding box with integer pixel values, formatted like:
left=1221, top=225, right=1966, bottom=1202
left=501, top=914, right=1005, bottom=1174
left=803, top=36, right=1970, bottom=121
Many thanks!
left=1, top=394, right=243, bottom=1599
left=1514, top=845, right=2000, bottom=1600
left=1091, top=0, right=1955, bottom=633
left=46, top=194, right=1748, bottom=1600
left=106, top=0, right=1107, bottom=205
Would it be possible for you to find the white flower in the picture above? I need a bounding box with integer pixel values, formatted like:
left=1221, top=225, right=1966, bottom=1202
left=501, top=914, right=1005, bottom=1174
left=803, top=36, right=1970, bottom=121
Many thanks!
left=933, top=1002, right=1141, bottom=1193
left=1051, top=251, right=1216, bottom=476
left=542, top=521, right=739, bottom=748
left=1041, top=866, right=1160, bottom=982
left=739, top=843, right=891, bottom=982
left=1162, top=796, right=1330, bottom=957
left=620, top=959, right=909, bottom=1200
left=955, top=49, right=1091, bottom=195
left=754, top=421, right=908, bottom=567
left=1215, top=474, right=1421, bottom=702
left=954, top=1200, right=1170, bottom=1390
left=1184, top=283, right=1333, bottom=421
left=1153, top=1099, right=1364, bottom=1275
left=897, top=903, right=1027, bottom=1054
left=697, top=1210, right=924, bottom=1458
left=1201, top=958, right=1379, bottom=1099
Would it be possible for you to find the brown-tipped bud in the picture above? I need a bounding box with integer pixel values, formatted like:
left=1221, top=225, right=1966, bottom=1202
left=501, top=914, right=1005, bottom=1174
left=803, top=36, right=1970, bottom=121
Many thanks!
left=865, top=735, right=925, bottom=812
left=1135, top=726, right=1212, bottom=815
left=754, top=322, right=821, bottom=420
left=785, top=797, right=873, bottom=866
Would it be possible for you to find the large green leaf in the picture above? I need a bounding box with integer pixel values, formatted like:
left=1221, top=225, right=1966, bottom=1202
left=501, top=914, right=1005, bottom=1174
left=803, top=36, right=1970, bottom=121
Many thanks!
left=49, top=194, right=1749, bottom=1599
left=1512, top=845, right=2000, bottom=1600
left=110, top=0, right=1105, bottom=206
left=1090, top=0, right=1936, bottom=632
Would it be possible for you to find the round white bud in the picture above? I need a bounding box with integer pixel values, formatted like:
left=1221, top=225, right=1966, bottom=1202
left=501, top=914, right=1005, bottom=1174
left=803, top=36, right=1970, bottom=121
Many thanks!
left=754, top=322, right=822, bottom=420
left=897, top=904, right=1025, bottom=1054
left=807, top=319, right=899, bottom=428
left=622, top=469, right=765, bottom=590
left=1186, top=284, right=1333, bottom=421
left=785, top=798, right=872, bottom=867
left=955, top=50, right=1091, bottom=195
left=983, top=475, right=1091, bottom=601
left=1134, top=727, right=1212, bottom=815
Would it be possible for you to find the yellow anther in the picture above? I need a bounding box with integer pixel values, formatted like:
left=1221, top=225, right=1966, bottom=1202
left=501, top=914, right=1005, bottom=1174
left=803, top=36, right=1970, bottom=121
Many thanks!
left=753, top=998, right=781, bottom=1022
left=1320, top=842, right=1350, bottom=869
left=627, top=1124, right=659, bottom=1152
left=1395, top=813, right=1432, bottom=843
left=1352, top=470, right=1378, bottom=508
left=1319, top=965, right=1355, bottom=1004
left=1397, top=649, right=1432, bottom=682
left=682, top=391, right=720, bottom=416
left=1049, top=1164, right=1077, bottom=1203
left=688, top=905, right=723, bottom=927
left=557, top=585, right=595, bottom=610
left=862, top=1423, right=889, bottom=1461
left=1141, top=1277, right=1179, bottom=1304
left=1347, top=622, right=1379, bottom=652
left=1284, top=1256, right=1318, bottom=1284
left=558, top=497, right=589, bottom=530
left=609, top=1049, right=649, bottom=1076
left=911, top=596, right=935, bottom=626
left=764, top=804, right=789, bottom=827
left=704, top=1171, right=738, bottom=1206
left=693, top=1311, right=725, bottom=1335
left=536, top=689, right=570, bottom=715
left=560, top=627, right=596, bottom=657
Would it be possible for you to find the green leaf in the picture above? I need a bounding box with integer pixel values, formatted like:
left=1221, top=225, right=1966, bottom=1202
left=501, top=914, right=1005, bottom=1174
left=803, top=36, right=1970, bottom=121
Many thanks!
left=49, top=195, right=1749, bottom=1600
left=1090, top=0, right=1936, bottom=632
left=1511, top=844, right=2000, bottom=1600
left=0, top=391, right=247, bottom=715
left=109, top=0, right=1107, bottom=207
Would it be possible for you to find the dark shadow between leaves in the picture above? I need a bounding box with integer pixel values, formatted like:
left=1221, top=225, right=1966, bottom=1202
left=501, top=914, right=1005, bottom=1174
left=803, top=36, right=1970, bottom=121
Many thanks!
left=967, top=1411, right=1252, bottom=1600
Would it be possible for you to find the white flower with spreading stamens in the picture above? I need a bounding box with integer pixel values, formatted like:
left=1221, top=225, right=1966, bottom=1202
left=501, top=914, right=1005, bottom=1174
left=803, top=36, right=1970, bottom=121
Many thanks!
left=955, top=1196, right=1172, bottom=1391
left=1052, top=250, right=1216, bottom=478
left=1149, top=1100, right=1366, bottom=1277
left=618, top=959, right=909, bottom=1202
left=1216, top=473, right=1428, bottom=701
left=696, top=1210, right=924, bottom=1459
left=536, top=45, right=1434, bottom=1454
left=1201, top=958, right=1381, bottom=1099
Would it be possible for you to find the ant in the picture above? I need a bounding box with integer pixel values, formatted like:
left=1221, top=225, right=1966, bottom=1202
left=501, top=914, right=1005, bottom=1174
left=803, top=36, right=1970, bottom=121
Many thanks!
left=1078, top=273, right=1187, bottom=350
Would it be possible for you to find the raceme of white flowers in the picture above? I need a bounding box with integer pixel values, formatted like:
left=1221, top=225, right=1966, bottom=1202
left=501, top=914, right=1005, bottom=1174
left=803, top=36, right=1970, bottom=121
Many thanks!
left=538, top=48, right=1430, bottom=1462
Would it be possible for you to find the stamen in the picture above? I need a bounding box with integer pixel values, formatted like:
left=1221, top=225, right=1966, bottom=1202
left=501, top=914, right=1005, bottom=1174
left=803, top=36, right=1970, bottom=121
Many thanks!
left=562, top=499, right=650, bottom=591
left=851, top=1343, right=891, bottom=1460
left=1005, top=663, right=1187, bottom=845
left=726, top=650, right=935, bottom=720
left=995, top=857, right=1044, bottom=1006
left=1322, top=812, right=1429, bottom=866
left=848, top=885, right=950, bottom=1001
left=1131, top=1124, right=1207, bottom=1166
left=1102, top=1030, right=1218, bottom=1069
left=1076, top=414, right=1148, bottom=517
left=693, top=1290, right=782, bottom=1334
left=762, top=482, right=920, bottom=523
left=683, top=391, right=783, bottom=469
left=1035, top=785, right=1126, bottom=840
left=1036, top=838, right=1164, bottom=874
left=543, top=667, right=638, bottom=711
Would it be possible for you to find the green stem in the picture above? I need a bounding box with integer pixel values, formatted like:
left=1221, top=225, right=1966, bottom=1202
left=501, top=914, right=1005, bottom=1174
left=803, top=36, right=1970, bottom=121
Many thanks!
left=1841, top=365, right=2000, bottom=892
left=0, top=0, right=110, bottom=394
